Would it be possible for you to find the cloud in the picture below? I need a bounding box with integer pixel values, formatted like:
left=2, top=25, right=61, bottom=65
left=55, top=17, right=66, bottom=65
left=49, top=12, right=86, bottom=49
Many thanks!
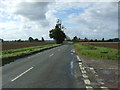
left=67, top=2, right=118, bottom=39
left=13, top=2, right=50, bottom=26
left=0, top=1, right=118, bottom=40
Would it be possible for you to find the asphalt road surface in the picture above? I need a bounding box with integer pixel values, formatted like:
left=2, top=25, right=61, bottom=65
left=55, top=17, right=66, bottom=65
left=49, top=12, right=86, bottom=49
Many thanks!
left=2, top=44, right=118, bottom=89
left=2, top=44, right=85, bottom=88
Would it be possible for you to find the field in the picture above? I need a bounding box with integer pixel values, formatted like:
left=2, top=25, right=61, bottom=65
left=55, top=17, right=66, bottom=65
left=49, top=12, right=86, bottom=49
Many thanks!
left=2, top=42, right=55, bottom=51
left=74, top=42, right=119, bottom=61
left=81, top=42, right=119, bottom=49
left=0, top=42, right=60, bottom=65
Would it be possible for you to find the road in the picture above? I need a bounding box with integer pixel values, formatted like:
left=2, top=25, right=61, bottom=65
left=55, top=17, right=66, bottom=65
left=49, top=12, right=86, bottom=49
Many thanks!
left=2, top=44, right=118, bottom=89
left=2, top=44, right=85, bottom=88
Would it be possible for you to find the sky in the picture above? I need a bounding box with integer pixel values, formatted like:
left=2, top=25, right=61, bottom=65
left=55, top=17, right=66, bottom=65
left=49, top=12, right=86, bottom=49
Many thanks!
left=0, top=0, right=119, bottom=40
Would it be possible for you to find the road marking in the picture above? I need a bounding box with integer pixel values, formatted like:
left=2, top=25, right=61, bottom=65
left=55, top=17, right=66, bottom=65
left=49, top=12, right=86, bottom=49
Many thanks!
left=90, top=67, right=97, bottom=74
left=11, top=67, right=33, bottom=82
left=82, top=74, right=88, bottom=78
left=49, top=54, right=54, bottom=57
left=100, top=86, right=109, bottom=90
left=79, top=62, right=82, bottom=65
left=86, top=86, right=93, bottom=89
left=76, top=55, right=94, bottom=89
left=84, top=79, right=91, bottom=85
left=70, top=61, right=73, bottom=69
left=76, top=55, right=109, bottom=89
left=76, top=55, right=81, bottom=61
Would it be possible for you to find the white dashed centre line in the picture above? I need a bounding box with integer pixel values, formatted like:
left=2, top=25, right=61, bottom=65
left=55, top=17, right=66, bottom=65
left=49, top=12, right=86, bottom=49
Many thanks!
left=49, top=54, right=54, bottom=57
left=11, top=67, right=33, bottom=82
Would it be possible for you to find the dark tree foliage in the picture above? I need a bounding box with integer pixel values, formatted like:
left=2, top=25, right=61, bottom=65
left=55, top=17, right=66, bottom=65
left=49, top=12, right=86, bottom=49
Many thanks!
left=42, top=37, right=45, bottom=42
left=28, top=37, right=34, bottom=42
left=102, top=38, right=104, bottom=41
left=84, top=37, right=88, bottom=42
left=49, top=19, right=66, bottom=44
left=90, top=39, right=93, bottom=42
left=72, top=36, right=79, bottom=42
left=95, top=39, right=97, bottom=42
left=35, top=38, right=39, bottom=42
left=17, top=39, right=22, bottom=42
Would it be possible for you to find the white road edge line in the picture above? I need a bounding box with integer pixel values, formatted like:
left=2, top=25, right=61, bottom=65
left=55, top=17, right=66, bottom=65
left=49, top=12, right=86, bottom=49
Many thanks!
left=76, top=55, right=109, bottom=89
left=76, top=55, right=93, bottom=89
left=50, top=54, right=54, bottom=57
left=11, top=67, right=34, bottom=82
left=76, top=55, right=81, bottom=61
left=86, top=86, right=93, bottom=89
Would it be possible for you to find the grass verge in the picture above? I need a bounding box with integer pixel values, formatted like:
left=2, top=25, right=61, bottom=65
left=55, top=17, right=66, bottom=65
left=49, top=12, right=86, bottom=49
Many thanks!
left=74, top=43, right=119, bottom=61
left=1, top=44, right=61, bottom=66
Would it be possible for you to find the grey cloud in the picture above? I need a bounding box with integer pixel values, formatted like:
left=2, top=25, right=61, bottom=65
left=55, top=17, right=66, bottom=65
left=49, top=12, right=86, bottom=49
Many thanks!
left=14, top=2, right=49, bottom=26
left=68, top=2, right=118, bottom=39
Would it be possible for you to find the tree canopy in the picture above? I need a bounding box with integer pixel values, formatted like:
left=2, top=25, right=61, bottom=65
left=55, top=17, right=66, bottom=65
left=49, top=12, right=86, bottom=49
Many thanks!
left=49, top=19, right=66, bottom=44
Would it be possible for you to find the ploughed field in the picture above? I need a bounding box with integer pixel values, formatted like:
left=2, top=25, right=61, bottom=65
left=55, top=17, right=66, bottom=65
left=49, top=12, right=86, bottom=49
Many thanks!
left=81, top=42, right=119, bottom=49
left=2, top=42, right=55, bottom=51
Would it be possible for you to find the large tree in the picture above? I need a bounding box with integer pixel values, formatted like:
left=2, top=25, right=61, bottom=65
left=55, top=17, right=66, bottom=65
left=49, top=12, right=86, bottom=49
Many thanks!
left=28, top=37, right=34, bottom=42
left=49, top=19, right=66, bottom=44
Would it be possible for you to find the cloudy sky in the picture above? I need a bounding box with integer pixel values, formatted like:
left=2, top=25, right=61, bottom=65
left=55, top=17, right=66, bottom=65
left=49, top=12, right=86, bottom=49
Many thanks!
left=0, top=0, right=119, bottom=40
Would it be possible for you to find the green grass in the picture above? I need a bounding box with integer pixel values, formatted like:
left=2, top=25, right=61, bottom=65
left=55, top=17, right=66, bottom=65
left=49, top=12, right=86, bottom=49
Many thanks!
left=1, top=44, right=60, bottom=59
left=74, top=43, right=119, bottom=60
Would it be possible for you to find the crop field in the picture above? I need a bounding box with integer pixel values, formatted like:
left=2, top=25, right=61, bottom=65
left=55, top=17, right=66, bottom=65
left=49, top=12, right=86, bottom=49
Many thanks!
left=80, top=42, right=119, bottom=49
left=74, top=42, right=119, bottom=60
left=2, top=41, right=55, bottom=51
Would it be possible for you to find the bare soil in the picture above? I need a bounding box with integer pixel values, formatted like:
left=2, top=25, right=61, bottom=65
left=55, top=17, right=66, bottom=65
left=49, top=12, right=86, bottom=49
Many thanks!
left=79, top=55, right=119, bottom=89
left=2, top=42, right=55, bottom=51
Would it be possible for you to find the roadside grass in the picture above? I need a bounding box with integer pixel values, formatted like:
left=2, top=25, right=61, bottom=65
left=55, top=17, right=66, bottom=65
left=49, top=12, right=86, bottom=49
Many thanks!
left=1, top=44, right=60, bottom=65
left=74, top=43, right=119, bottom=61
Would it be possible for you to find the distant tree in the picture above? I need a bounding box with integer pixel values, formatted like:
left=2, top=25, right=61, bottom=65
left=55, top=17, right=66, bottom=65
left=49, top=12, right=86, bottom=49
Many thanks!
left=35, top=38, right=39, bottom=42
left=2, top=39, right=4, bottom=42
left=0, top=39, right=4, bottom=42
left=102, top=38, right=104, bottom=41
left=95, top=39, right=97, bottom=42
left=107, top=39, right=113, bottom=42
left=49, top=19, right=66, bottom=44
left=72, top=36, right=79, bottom=42
left=84, top=37, right=88, bottom=42
left=42, top=37, right=45, bottom=42
left=28, top=37, right=34, bottom=42
left=90, top=39, right=93, bottom=42
left=17, top=39, right=21, bottom=42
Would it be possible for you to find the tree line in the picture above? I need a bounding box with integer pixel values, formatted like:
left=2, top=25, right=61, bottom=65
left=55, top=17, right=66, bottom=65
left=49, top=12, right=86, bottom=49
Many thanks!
left=1, top=37, right=45, bottom=42
left=72, top=36, right=120, bottom=42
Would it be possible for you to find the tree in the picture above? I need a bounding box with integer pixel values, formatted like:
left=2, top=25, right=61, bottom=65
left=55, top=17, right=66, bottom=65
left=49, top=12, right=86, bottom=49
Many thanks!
left=0, top=39, right=3, bottom=42
left=28, top=37, right=34, bottom=42
left=35, top=38, right=39, bottom=42
left=95, top=39, right=97, bottom=42
left=90, top=39, right=93, bottom=42
left=42, top=37, right=45, bottom=42
left=49, top=19, right=66, bottom=44
left=17, top=39, right=22, bottom=42
left=102, top=38, right=104, bottom=41
left=84, top=37, right=88, bottom=42
left=72, top=36, right=79, bottom=42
